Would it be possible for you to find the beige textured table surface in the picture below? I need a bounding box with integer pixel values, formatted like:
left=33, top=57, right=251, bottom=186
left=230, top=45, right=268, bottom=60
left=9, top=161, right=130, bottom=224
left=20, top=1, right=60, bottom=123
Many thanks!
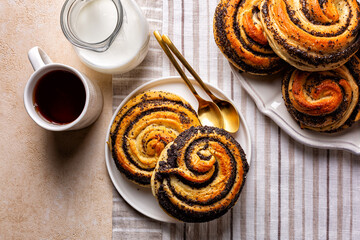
left=0, top=0, right=113, bottom=239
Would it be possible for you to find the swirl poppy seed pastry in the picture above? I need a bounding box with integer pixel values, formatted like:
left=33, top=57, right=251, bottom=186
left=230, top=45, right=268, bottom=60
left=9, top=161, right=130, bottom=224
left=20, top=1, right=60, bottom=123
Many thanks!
left=151, top=126, right=249, bottom=222
left=260, top=0, right=360, bottom=71
left=213, top=0, right=286, bottom=75
left=110, top=91, right=201, bottom=186
left=282, top=54, right=360, bottom=133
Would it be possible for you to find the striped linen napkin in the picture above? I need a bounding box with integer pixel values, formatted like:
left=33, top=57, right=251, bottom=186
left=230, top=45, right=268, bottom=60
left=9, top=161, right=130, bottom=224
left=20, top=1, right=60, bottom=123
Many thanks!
left=112, top=0, right=360, bottom=239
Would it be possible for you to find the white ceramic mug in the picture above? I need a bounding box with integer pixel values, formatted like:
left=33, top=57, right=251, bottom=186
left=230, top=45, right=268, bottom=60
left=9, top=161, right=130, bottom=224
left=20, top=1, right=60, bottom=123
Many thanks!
left=24, top=46, right=103, bottom=131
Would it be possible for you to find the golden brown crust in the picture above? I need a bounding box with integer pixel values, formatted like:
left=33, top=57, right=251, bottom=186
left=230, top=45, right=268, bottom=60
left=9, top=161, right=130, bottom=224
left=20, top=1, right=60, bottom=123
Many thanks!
left=282, top=54, right=360, bottom=132
left=151, top=126, right=249, bottom=222
left=213, top=0, right=286, bottom=75
left=110, top=91, right=201, bottom=186
left=260, top=0, right=360, bottom=71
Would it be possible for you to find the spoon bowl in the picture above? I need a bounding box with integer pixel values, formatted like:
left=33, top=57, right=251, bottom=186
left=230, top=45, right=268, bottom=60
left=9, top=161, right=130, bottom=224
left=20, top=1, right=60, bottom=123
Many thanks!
left=196, top=98, right=224, bottom=128
left=212, top=98, right=240, bottom=133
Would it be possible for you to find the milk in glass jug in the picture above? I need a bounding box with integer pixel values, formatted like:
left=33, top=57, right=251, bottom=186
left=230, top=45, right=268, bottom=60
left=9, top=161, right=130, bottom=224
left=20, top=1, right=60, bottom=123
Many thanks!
left=60, top=0, right=150, bottom=74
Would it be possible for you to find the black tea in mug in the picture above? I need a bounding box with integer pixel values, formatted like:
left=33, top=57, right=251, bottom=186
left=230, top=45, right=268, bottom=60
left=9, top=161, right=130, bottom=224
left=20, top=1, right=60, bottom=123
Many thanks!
left=33, top=70, right=86, bottom=124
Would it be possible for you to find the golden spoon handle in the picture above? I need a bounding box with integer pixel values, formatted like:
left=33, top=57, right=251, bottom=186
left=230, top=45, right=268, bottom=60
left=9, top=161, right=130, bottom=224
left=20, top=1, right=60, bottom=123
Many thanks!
left=153, top=31, right=201, bottom=100
left=161, top=34, right=216, bottom=100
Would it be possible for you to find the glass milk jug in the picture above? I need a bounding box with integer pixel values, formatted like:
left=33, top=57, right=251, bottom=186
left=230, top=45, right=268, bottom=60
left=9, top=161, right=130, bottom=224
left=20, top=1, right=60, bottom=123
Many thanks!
left=60, top=0, right=150, bottom=74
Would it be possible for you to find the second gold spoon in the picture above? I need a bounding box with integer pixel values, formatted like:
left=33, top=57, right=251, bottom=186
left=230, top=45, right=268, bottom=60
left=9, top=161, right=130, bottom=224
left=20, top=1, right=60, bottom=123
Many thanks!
left=154, top=30, right=224, bottom=129
left=162, top=34, right=240, bottom=133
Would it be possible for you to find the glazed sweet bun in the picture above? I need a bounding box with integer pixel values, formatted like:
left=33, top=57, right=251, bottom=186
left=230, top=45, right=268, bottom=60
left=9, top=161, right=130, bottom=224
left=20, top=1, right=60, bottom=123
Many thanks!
left=213, top=0, right=286, bottom=75
left=151, top=126, right=249, bottom=222
left=282, top=54, right=360, bottom=133
left=110, top=91, right=201, bottom=186
left=260, top=0, right=360, bottom=71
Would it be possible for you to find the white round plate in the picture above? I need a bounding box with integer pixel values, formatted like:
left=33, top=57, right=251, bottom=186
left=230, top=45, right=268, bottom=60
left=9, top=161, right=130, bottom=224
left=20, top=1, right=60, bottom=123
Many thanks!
left=231, top=64, right=360, bottom=155
left=105, top=76, right=252, bottom=223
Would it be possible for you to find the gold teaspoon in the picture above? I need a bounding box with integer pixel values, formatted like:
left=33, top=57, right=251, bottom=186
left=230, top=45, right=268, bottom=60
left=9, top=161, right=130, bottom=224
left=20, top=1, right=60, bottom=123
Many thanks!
left=161, top=34, right=240, bottom=133
left=153, top=30, right=224, bottom=129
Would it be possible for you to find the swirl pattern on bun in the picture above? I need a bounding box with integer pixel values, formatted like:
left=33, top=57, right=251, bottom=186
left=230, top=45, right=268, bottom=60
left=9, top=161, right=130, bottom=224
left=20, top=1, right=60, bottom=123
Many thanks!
left=260, top=0, right=360, bottom=71
left=213, top=0, right=285, bottom=75
left=110, top=91, right=201, bottom=186
left=151, top=126, right=249, bottom=222
left=282, top=54, right=360, bottom=132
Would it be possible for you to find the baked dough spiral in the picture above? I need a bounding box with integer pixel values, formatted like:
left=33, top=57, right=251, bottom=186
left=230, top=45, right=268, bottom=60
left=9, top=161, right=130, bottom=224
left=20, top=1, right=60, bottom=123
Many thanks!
left=213, top=0, right=286, bottom=75
left=151, top=126, right=249, bottom=222
left=110, top=91, right=201, bottom=186
left=282, top=54, right=360, bottom=132
left=260, top=0, right=360, bottom=71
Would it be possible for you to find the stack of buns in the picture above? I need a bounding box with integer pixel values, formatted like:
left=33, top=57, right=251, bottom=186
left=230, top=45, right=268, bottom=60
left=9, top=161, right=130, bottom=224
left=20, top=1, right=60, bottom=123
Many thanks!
left=214, top=0, right=360, bottom=132
left=110, top=91, right=249, bottom=222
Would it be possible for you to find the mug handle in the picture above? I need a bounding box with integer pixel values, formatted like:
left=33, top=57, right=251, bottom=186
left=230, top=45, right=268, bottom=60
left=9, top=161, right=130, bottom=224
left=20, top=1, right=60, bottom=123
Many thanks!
left=28, top=46, right=53, bottom=71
